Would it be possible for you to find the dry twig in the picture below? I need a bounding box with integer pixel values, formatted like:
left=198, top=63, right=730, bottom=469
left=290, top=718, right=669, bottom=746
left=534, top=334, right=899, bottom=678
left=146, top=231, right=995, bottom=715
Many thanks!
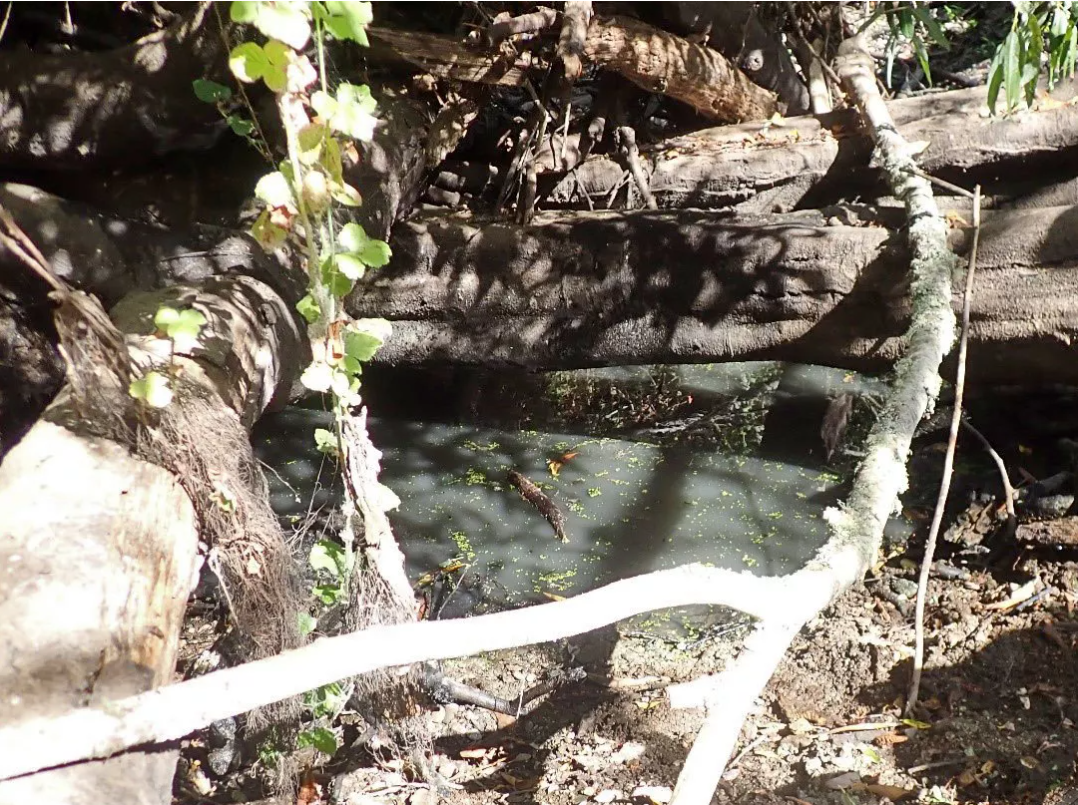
left=907, top=185, right=982, bottom=714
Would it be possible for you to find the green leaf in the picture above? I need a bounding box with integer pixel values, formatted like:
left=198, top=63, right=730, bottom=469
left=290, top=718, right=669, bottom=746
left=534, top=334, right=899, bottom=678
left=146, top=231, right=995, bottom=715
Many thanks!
left=310, top=538, right=346, bottom=576
left=358, top=238, right=391, bottom=268
left=129, top=371, right=173, bottom=408
left=322, top=136, right=344, bottom=182
left=913, top=36, right=932, bottom=86
left=343, top=318, right=391, bottom=361
left=320, top=1, right=373, bottom=45
left=313, top=582, right=341, bottom=605
left=330, top=83, right=378, bottom=140
left=297, top=727, right=338, bottom=757
left=227, top=115, right=255, bottom=136
left=330, top=369, right=353, bottom=398
left=252, top=208, right=288, bottom=248
left=296, top=294, right=321, bottom=323
left=297, top=123, right=327, bottom=165
left=331, top=181, right=362, bottom=207
left=229, top=42, right=268, bottom=84
left=332, top=252, right=367, bottom=281
left=310, top=89, right=337, bottom=119
left=297, top=611, right=317, bottom=637
left=168, top=309, right=207, bottom=353
left=301, top=361, right=334, bottom=392
left=251, top=2, right=311, bottom=50
left=1003, top=30, right=1021, bottom=111
left=321, top=262, right=354, bottom=297
left=337, top=222, right=369, bottom=253
left=255, top=171, right=294, bottom=207
left=192, top=78, right=232, bottom=103
left=154, top=307, right=180, bottom=328
left=261, top=39, right=292, bottom=93
left=230, top=1, right=259, bottom=23
left=911, top=6, right=949, bottom=50
left=986, top=51, right=1005, bottom=113
left=313, top=427, right=338, bottom=455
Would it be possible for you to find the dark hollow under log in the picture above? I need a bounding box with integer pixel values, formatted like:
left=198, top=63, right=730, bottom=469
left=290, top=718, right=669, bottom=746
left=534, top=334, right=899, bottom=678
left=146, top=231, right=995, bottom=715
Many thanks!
left=350, top=206, right=1078, bottom=385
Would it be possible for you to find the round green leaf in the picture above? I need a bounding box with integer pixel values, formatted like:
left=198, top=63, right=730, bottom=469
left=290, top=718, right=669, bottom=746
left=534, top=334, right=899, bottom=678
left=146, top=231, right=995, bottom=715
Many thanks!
left=229, top=42, right=267, bottom=84
left=227, top=116, right=255, bottom=137
left=154, top=306, right=180, bottom=328
left=230, top=1, right=259, bottom=23
left=192, top=79, right=232, bottom=103
left=252, top=3, right=311, bottom=50
left=337, top=222, right=369, bottom=253
left=358, top=239, right=391, bottom=268
left=296, top=294, right=321, bottom=324
left=129, top=371, right=173, bottom=408
left=332, top=252, right=366, bottom=281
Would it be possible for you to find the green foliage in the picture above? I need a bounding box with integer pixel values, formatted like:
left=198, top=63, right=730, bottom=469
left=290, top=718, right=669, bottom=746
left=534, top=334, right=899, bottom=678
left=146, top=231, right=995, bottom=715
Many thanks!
left=987, top=1, right=1078, bottom=113
left=129, top=371, right=173, bottom=408
left=154, top=306, right=207, bottom=353
left=192, top=78, right=232, bottom=103
left=311, top=83, right=379, bottom=141
left=863, top=2, right=950, bottom=88
left=228, top=1, right=394, bottom=768
left=296, top=726, right=339, bottom=756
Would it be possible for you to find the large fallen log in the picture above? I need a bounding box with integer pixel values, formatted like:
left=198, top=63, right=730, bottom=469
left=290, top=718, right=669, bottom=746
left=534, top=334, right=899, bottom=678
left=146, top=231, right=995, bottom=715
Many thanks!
left=0, top=270, right=305, bottom=805
left=540, top=79, right=1078, bottom=212
left=351, top=205, right=1078, bottom=384
left=370, top=13, right=777, bottom=123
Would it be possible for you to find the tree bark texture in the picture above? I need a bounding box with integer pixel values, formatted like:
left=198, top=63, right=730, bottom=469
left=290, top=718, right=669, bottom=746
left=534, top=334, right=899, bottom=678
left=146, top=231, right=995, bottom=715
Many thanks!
left=540, top=79, right=1078, bottom=212
left=0, top=3, right=227, bottom=171
left=350, top=206, right=1078, bottom=384
left=0, top=423, right=200, bottom=805
left=370, top=14, right=777, bottom=123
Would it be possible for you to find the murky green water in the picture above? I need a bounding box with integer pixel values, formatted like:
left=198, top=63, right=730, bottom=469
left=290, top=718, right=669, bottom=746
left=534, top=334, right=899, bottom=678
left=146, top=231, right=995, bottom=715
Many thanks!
left=254, top=362, right=910, bottom=617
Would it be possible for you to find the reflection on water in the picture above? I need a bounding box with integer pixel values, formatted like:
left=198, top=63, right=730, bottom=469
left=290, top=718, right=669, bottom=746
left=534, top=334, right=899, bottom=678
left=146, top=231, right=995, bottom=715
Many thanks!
left=254, top=365, right=910, bottom=617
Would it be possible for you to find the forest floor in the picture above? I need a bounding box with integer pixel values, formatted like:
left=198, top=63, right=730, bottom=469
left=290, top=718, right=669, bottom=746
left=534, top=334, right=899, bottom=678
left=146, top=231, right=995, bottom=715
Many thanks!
left=176, top=516, right=1078, bottom=805
left=325, top=553, right=1078, bottom=805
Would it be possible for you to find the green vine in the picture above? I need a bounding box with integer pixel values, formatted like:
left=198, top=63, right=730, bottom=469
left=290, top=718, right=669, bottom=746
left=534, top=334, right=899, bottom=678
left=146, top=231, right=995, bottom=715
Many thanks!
left=216, top=0, right=392, bottom=761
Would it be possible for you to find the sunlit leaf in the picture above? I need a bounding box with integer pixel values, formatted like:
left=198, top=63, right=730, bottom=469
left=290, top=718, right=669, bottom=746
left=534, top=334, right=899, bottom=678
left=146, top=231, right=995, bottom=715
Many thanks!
left=251, top=2, right=311, bottom=50
left=301, top=361, right=334, bottom=392
left=254, top=171, right=294, bottom=207
left=296, top=294, right=321, bottom=324
left=229, top=42, right=267, bottom=83
left=129, top=371, right=173, bottom=408
left=337, top=222, right=368, bottom=253
left=297, top=727, right=338, bottom=757
left=313, top=427, right=338, bottom=456
left=332, top=252, right=367, bottom=281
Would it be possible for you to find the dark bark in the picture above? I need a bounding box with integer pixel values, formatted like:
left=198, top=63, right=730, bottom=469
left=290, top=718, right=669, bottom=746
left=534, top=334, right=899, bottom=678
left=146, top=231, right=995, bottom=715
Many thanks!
left=663, top=3, right=810, bottom=114
left=370, top=14, right=778, bottom=123
left=350, top=206, right=1078, bottom=385
left=0, top=3, right=228, bottom=171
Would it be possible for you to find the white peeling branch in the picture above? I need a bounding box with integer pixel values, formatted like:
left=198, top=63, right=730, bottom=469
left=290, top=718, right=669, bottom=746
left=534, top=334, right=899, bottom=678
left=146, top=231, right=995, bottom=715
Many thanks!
left=0, top=562, right=793, bottom=781
left=666, top=34, right=958, bottom=805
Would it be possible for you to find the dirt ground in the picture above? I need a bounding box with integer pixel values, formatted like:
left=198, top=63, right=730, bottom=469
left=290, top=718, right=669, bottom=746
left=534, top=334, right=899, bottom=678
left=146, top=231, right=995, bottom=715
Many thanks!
left=175, top=538, right=1078, bottom=805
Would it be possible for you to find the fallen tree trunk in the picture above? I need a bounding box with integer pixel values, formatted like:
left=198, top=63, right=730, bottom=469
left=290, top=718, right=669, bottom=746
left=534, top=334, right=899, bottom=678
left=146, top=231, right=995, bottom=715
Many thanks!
left=370, top=13, right=777, bottom=123
left=0, top=269, right=305, bottom=804
left=540, top=78, right=1078, bottom=212
left=351, top=206, right=1078, bottom=384
left=0, top=3, right=227, bottom=171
